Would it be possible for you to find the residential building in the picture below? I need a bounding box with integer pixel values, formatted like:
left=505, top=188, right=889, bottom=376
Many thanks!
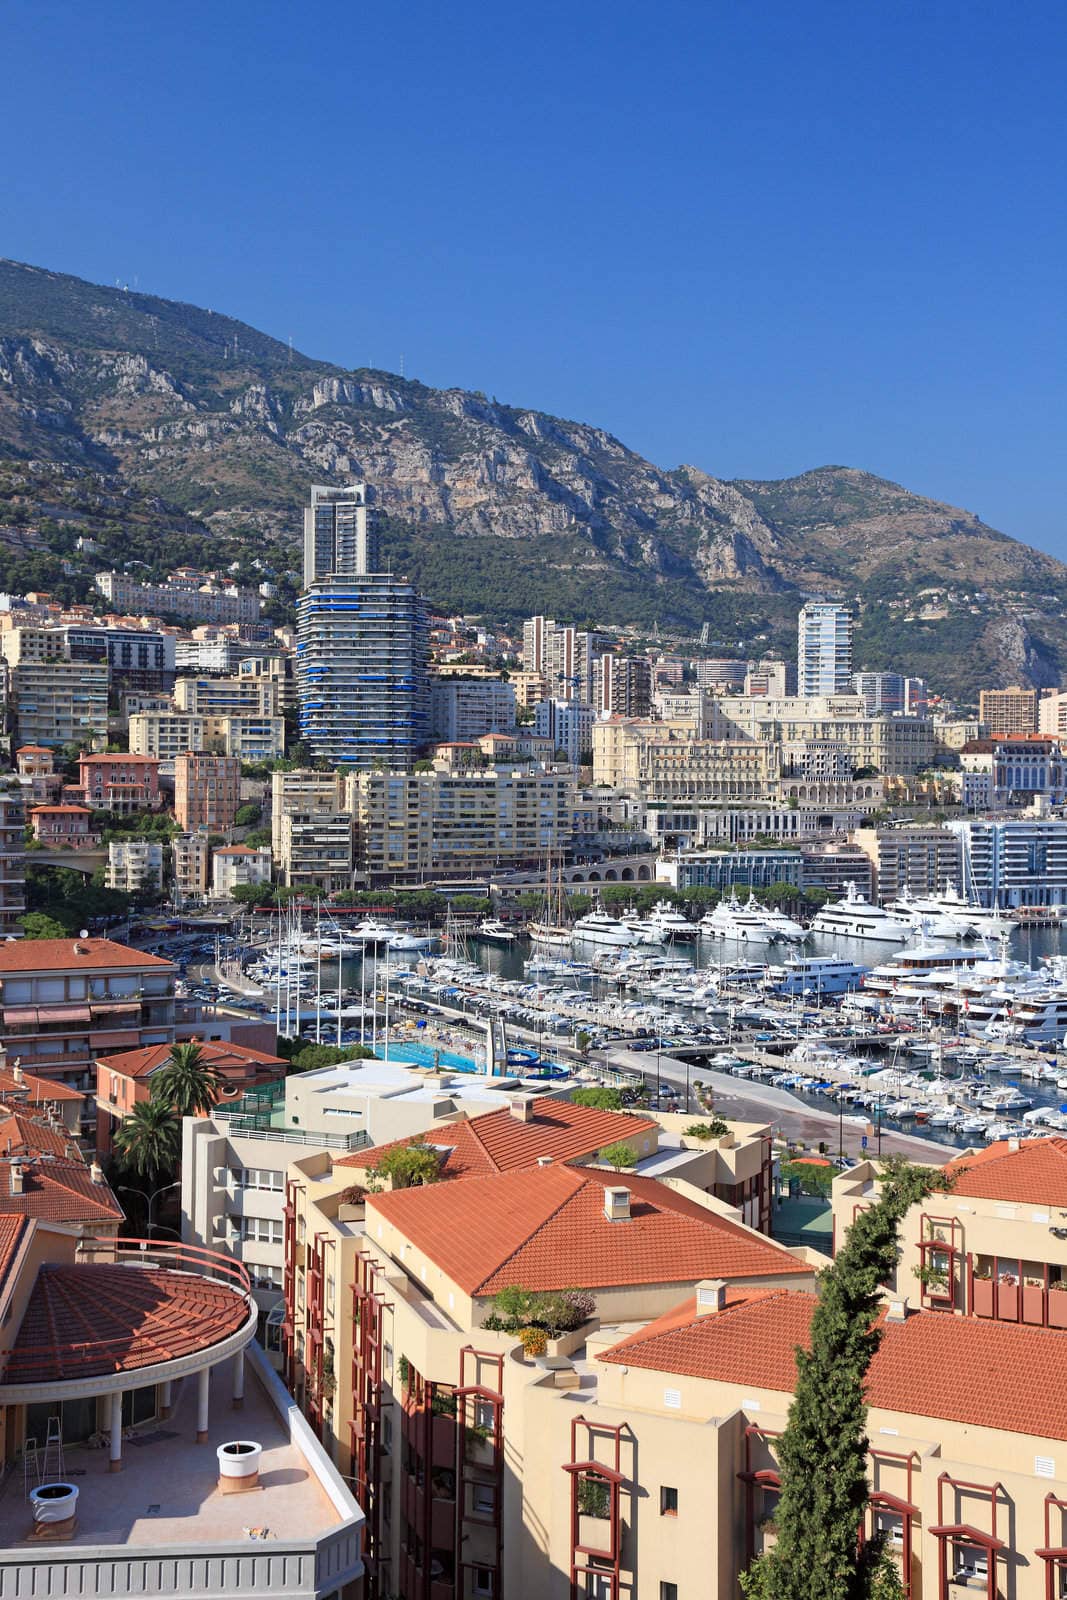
left=94, top=569, right=260, bottom=625
left=97, top=1036, right=286, bottom=1158
left=212, top=843, right=272, bottom=898
left=0, top=936, right=176, bottom=1092
left=852, top=670, right=906, bottom=714
left=278, top=810, right=354, bottom=893
left=799, top=842, right=875, bottom=898
left=14, top=745, right=62, bottom=806
left=534, top=697, right=594, bottom=765
left=0, top=776, right=26, bottom=937
left=11, top=660, right=109, bottom=749
left=296, top=574, right=430, bottom=769
left=105, top=838, right=164, bottom=894
left=509, top=666, right=548, bottom=709
left=743, top=657, right=792, bottom=697
left=128, top=709, right=286, bottom=762
left=712, top=695, right=935, bottom=775
left=0, top=626, right=67, bottom=667
left=77, top=752, right=161, bottom=813
left=271, top=768, right=348, bottom=856
left=174, top=752, right=241, bottom=833
left=350, top=768, right=575, bottom=881
left=1038, top=690, right=1067, bottom=738
left=64, top=623, right=176, bottom=690
left=29, top=804, right=98, bottom=848
left=428, top=676, right=516, bottom=742
left=695, top=657, right=747, bottom=690
left=979, top=685, right=1039, bottom=736
left=521, top=617, right=611, bottom=701
left=174, top=635, right=264, bottom=674
left=0, top=1218, right=361, bottom=1599
left=656, top=847, right=803, bottom=892
left=948, top=817, right=1067, bottom=907
left=172, top=831, right=210, bottom=899
left=593, top=654, right=653, bottom=718
left=128, top=710, right=206, bottom=760
left=797, top=600, right=853, bottom=695
left=174, top=673, right=281, bottom=718
left=237, top=649, right=297, bottom=713
left=644, top=802, right=870, bottom=852
left=851, top=824, right=962, bottom=902
left=303, top=480, right=379, bottom=585
left=282, top=1122, right=815, bottom=1591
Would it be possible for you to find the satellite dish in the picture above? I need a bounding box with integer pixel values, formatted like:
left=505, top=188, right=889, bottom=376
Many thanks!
left=79, top=929, right=90, bottom=940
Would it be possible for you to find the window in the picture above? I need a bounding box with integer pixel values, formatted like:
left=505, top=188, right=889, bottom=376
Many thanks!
left=233, top=1167, right=283, bottom=1191
left=472, top=1569, right=495, bottom=1598
left=239, top=1216, right=283, bottom=1245
left=661, top=1585, right=679, bottom=1600
left=660, top=1485, right=678, bottom=1516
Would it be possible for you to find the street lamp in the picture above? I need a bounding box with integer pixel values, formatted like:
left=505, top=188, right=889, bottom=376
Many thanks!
left=118, top=1180, right=181, bottom=1239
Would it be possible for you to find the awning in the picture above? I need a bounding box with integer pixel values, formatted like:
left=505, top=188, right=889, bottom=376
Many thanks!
left=90, top=1031, right=138, bottom=1049
left=2, top=1009, right=39, bottom=1027
left=39, top=1006, right=92, bottom=1024
left=89, top=1001, right=141, bottom=1015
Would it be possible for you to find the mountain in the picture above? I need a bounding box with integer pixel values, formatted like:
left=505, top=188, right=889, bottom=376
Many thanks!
left=0, top=257, right=1064, bottom=698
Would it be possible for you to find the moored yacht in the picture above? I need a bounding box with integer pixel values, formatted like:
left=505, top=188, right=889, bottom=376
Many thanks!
left=700, top=894, right=782, bottom=944
left=809, top=882, right=913, bottom=944
left=643, top=899, right=698, bottom=941
left=572, top=902, right=645, bottom=948
left=473, top=918, right=517, bottom=946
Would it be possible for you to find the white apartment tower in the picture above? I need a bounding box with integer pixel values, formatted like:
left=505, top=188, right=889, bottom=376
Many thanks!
left=798, top=601, right=853, bottom=695
left=303, top=482, right=379, bottom=586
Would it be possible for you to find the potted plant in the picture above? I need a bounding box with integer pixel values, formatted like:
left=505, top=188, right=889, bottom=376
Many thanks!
left=997, top=1271, right=1020, bottom=1321
left=518, top=1325, right=548, bottom=1360
left=577, top=1474, right=612, bottom=1552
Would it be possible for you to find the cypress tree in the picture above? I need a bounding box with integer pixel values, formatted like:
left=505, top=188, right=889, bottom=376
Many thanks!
left=742, top=1157, right=948, bottom=1600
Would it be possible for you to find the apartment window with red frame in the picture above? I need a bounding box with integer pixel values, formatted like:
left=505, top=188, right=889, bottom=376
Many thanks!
left=661, top=1485, right=679, bottom=1516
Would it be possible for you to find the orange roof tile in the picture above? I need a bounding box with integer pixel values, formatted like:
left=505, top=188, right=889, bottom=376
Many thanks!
left=600, top=1290, right=1067, bottom=1441
left=30, top=804, right=91, bottom=815
left=4, top=1262, right=249, bottom=1383
left=0, top=1216, right=29, bottom=1297
left=945, top=1136, right=1067, bottom=1204
left=0, top=1113, right=72, bottom=1160
left=0, top=938, right=172, bottom=973
left=98, top=1038, right=286, bottom=1081
left=340, top=1099, right=657, bottom=1181
left=79, top=753, right=158, bottom=764
left=0, top=1068, right=84, bottom=1103
left=0, top=1156, right=122, bottom=1223
left=368, top=1165, right=808, bottom=1296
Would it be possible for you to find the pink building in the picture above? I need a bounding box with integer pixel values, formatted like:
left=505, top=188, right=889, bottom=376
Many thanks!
left=15, top=746, right=62, bottom=806
left=30, top=805, right=99, bottom=847
left=78, top=752, right=161, bottom=814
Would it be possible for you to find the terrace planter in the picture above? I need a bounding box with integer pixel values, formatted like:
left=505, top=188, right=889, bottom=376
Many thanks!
left=1023, top=1285, right=1046, bottom=1325
left=996, top=1281, right=1019, bottom=1322
left=29, top=1483, right=78, bottom=1524
left=971, top=1278, right=994, bottom=1318
left=1049, top=1291, right=1067, bottom=1327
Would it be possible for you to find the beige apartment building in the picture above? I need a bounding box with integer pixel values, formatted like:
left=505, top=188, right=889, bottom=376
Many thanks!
left=851, top=824, right=962, bottom=901
left=348, top=769, right=575, bottom=881
left=174, top=673, right=281, bottom=717
left=211, top=843, right=272, bottom=898
left=11, top=660, right=109, bottom=750
left=271, top=768, right=348, bottom=855
left=172, top=831, right=210, bottom=897
left=712, top=695, right=935, bottom=775
left=279, top=809, right=355, bottom=893
left=0, top=775, right=26, bottom=937
left=129, top=708, right=285, bottom=761
left=105, top=837, right=164, bottom=893
left=979, top=686, right=1039, bottom=737
left=281, top=1101, right=813, bottom=1600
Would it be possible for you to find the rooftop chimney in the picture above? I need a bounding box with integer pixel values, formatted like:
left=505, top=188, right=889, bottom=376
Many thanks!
left=695, top=1278, right=727, bottom=1315
left=1008, top=1137, right=1020, bottom=1153
left=510, top=1096, right=534, bottom=1123
left=90, top=1161, right=105, bottom=1185
left=12, top=1060, right=23, bottom=1085
left=537, top=1155, right=553, bottom=1168
left=885, top=1296, right=909, bottom=1323
left=10, top=1162, right=23, bottom=1196
left=603, top=1185, right=630, bottom=1222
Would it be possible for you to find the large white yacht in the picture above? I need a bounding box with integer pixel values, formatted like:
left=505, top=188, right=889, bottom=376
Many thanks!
left=572, top=903, right=646, bottom=948
left=809, top=882, right=914, bottom=944
left=761, top=904, right=810, bottom=943
left=641, top=899, right=698, bottom=941
left=700, top=894, right=782, bottom=943
left=889, top=882, right=1019, bottom=938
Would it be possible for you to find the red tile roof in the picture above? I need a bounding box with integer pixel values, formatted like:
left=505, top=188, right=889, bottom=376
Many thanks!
left=945, top=1136, right=1067, bottom=1204
left=4, top=1262, right=249, bottom=1383
left=30, top=805, right=91, bottom=815
left=0, top=1068, right=84, bottom=1103
left=98, top=1038, right=286, bottom=1081
left=0, top=1156, right=122, bottom=1223
left=0, top=1216, right=29, bottom=1297
left=600, top=1290, right=1067, bottom=1441
left=339, top=1099, right=657, bottom=1181
left=368, top=1165, right=808, bottom=1296
left=0, top=938, right=173, bottom=973
left=79, top=753, right=158, bottom=764
left=0, top=1113, right=72, bottom=1160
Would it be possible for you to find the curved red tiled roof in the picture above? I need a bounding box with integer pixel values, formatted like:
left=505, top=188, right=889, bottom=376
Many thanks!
left=945, top=1136, right=1067, bottom=1204
left=4, top=1262, right=249, bottom=1384
left=368, top=1164, right=807, bottom=1296
left=99, top=1038, right=286, bottom=1080
left=0, top=1157, right=122, bottom=1223
left=600, top=1289, right=1067, bottom=1442
left=340, top=1099, right=657, bottom=1182
left=0, top=938, right=172, bottom=973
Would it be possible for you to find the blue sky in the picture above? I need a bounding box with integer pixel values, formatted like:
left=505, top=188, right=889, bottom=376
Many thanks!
left=6, top=1, right=1066, bottom=553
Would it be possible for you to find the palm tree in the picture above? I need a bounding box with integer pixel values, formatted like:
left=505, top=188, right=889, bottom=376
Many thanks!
left=113, top=1097, right=180, bottom=1184
left=150, top=1042, right=226, bottom=1119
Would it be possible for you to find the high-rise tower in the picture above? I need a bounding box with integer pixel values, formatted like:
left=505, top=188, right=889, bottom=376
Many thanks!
left=303, top=483, right=380, bottom=586
left=797, top=601, right=853, bottom=696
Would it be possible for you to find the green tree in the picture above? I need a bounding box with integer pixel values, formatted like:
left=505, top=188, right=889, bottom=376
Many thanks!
left=19, top=912, right=70, bottom=939
left=741, top=1158, right=947, bottom=1600
left=571, top=1086, right=624, bottom=1111
left=598, top=1140, right=638, bottom=1170
left=113, top=1097, right=181, bottom=1184
left=374, top=1143, right=442, bottom=1189
left=150, top=1042, right=226, bottom=1118
left=235, top=802, right=262, bottom=827
left=285, top=1042, right=376, bottom=1071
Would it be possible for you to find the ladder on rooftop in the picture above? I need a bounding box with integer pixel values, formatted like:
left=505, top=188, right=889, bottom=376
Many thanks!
left=42, top=1416, right=64, bottom=1482
left=22, top=1438, right=41, bottom=1497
